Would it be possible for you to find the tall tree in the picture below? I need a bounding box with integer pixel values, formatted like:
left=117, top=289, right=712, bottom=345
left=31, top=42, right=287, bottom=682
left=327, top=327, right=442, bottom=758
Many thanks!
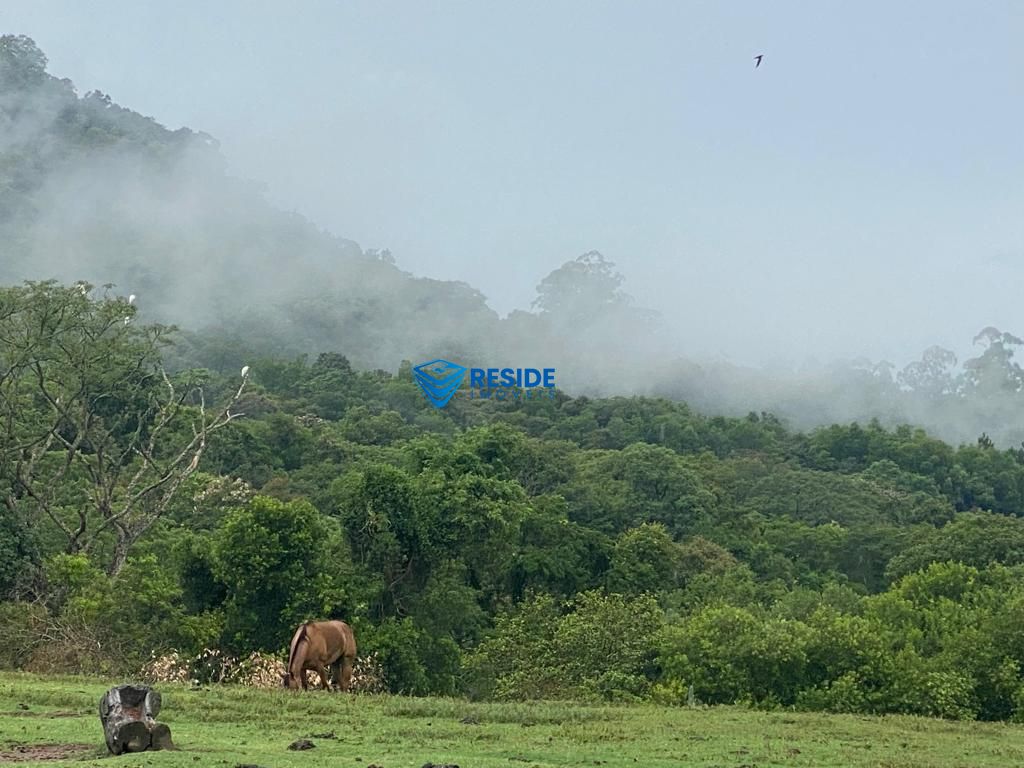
left=0, top=34, right=49, bottom=90
left=532, top=250, right=628, bottom=321
left=0, top=281, right=249, bottom=575
left=898, top=346, right=958, bottom=399
left=961, top=327, right=1024, bottom=397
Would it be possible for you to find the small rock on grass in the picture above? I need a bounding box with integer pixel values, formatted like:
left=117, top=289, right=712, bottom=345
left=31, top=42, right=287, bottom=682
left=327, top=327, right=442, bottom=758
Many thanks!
left=288, top=739, right=316, bottom=751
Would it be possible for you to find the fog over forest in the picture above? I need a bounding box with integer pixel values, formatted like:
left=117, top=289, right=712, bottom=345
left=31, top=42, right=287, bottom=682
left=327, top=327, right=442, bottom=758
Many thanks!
left=11, top=13, right=1024, bottom=727
left=1, top=18, right=1022, bottom=448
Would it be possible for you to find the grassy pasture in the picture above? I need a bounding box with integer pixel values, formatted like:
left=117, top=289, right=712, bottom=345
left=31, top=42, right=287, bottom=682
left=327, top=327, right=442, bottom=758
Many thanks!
left=2, top=672, right=1023, bottom=767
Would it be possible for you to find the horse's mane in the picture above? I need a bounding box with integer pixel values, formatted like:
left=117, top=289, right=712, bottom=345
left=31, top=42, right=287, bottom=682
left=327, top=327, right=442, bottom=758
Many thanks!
left=286, top=622, right=309, bottom=672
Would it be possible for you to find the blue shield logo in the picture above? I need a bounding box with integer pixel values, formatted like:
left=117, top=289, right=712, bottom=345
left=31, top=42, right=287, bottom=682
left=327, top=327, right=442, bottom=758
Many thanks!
left=413, top=359, right=467, bottom=408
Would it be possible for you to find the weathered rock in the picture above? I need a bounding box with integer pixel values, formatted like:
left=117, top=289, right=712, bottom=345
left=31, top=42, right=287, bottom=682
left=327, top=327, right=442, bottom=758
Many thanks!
left=98, top=684, right=175, bottom=754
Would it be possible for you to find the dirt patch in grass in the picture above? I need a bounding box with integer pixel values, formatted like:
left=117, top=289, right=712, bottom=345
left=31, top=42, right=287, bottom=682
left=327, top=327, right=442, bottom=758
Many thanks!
left=6, top=710, right=81, bottom=718
left=0, top=743, right=95, bottom=762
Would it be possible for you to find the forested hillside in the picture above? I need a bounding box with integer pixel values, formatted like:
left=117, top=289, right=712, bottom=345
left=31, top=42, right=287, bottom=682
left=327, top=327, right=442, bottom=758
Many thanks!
left=5, top=34, right=1024, bottom=723
left=4, top=281, right=1024, bottom=722
left=2, top=35, right=1024, bottom=446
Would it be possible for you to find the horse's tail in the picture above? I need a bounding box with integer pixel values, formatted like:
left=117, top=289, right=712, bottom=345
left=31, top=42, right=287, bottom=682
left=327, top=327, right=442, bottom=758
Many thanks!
left=287, top=622, right=309, bottom=671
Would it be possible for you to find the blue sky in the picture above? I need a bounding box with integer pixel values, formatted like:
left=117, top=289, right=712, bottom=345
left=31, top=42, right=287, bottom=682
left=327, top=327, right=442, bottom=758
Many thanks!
left=2, top=1, right=1021, bottom=367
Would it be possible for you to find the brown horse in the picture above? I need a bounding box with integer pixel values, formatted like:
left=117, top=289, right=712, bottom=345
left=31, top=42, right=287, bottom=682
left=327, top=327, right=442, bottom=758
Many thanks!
left=281, top=620, right=357, bottom=692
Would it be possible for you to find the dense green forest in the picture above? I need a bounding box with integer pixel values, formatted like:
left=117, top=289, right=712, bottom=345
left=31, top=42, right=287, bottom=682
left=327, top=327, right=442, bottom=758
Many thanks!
left=5, top=280, right=1024, bottom=724
left=6, top=34, right=1024, bottom=723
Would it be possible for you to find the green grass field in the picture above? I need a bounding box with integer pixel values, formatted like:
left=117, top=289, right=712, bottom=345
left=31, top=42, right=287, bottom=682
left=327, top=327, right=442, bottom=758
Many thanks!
left=3, top=673, right=1024, bottom=768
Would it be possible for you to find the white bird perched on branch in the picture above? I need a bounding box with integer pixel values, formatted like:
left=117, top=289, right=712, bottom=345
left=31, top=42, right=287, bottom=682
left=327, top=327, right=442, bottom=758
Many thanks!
left=241, top=365, right=250, bottom=378
left=128, top=294, right=136, bottom=305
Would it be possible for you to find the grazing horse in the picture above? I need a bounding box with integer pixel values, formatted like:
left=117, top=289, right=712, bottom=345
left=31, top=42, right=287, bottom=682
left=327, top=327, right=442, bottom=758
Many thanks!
left=282, top=620, right=357, bottom=692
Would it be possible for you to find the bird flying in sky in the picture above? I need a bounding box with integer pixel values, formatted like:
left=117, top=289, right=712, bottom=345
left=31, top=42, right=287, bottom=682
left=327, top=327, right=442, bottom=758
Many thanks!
left=754, top=54, right=763, bottom=68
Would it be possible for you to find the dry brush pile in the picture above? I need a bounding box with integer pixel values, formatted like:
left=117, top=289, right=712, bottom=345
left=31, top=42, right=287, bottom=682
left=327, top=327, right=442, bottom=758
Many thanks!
left=140, top=649, right=386, bottom=692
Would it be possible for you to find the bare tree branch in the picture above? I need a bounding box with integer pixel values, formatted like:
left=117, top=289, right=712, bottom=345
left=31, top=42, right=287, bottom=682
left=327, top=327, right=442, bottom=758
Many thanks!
left=0, top=281, right=251, bottom=575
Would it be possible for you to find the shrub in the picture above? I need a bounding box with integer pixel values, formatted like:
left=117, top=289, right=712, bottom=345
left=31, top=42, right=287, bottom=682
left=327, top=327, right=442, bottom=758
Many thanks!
left=656, top=606, right=812, bottom=706
left=919, top=669, right=979, bottom=720
left=356, top=617, right=459, bottom=696
left=795, top=672, right=870, bottom=714
left=465, top=590, right=663, bottom=701
left=0, top=601, right=48, bottom=669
